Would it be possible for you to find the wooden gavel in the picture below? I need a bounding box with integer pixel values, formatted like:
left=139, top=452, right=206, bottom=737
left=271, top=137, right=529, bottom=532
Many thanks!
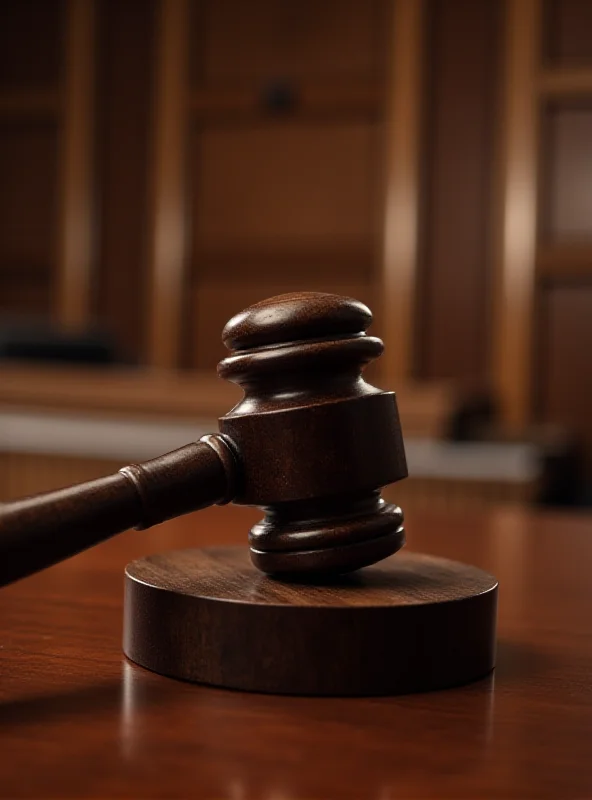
left=0, top=292, right=408, bottom=587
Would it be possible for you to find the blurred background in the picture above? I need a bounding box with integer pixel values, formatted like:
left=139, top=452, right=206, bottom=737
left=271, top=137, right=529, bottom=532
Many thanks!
left=0, top=0, right=591, bottom=512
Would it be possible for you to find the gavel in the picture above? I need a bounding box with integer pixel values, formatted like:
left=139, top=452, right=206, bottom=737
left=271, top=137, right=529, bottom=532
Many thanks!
left=0, top=292, right=407, bottom=587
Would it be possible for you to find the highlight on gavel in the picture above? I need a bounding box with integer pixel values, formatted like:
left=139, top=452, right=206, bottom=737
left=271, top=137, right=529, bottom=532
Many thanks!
left=0, top=292, right=498, bottom=696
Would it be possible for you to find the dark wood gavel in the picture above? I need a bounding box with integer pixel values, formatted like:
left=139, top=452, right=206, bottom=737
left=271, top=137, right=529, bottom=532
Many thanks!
left=0, top=292, right=407, bottom=587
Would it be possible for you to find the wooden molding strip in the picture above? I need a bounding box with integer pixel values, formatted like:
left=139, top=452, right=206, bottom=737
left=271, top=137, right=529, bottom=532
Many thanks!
left=492, top=0, right=540, bottom=430
left=56, top=0, right=95, bottom=330
left=0, top=91, right=60, bottom=117
left=537, top=244, right=592, bottom=279
left=380, top=0, right=424, bottom=387
left=147, top=0, right=189, bottom=368
left=539, top=68, right=592, bottom=96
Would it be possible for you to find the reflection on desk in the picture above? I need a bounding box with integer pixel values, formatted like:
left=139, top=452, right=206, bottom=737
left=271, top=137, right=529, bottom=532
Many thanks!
left=1, top=504, right=591, bottom=798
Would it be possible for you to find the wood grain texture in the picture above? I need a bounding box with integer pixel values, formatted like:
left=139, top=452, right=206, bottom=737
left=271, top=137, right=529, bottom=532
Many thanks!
left=124, top=546, right=497, bottom=695
left=1, top=504, right=592, bottom=797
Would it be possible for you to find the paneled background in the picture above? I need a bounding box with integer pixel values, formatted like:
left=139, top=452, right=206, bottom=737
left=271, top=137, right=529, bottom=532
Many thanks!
left=1, top=0, right=592, bottom=475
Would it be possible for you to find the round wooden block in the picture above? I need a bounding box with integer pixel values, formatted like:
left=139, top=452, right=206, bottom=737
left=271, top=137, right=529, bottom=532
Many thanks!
left=123, top=547, right=497, bottom=696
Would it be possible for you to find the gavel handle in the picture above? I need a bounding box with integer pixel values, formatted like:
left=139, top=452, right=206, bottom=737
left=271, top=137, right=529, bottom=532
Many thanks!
left=0, top=434, right=238, bottom=587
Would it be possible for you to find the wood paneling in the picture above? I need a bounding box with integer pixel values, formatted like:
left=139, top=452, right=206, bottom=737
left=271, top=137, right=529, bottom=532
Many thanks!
left=0, top=0, right=64, bottom=91
left=419, top=0, right=499, bottom=382
left=0, top=123, right=58, bottom=315
left=147, top=0, right=189, bottom=369
left=540, top=68, right=592, bottom=96
left=94, top=0, right=156, bottom=362
left=184, top=1, right=388, bottom=371
left=0, top=280, right=51, bottom=316
left=0, top=1, right=63, bottom=321
left=380, top=0, right=423, bottom=386
left=492, top=0, right=540, bottom=430
left=540, top=286, right=592, bottom=471
left=542, top=106, right=592, bottom=242
left=56, top=0, right=95, bottom=329
left=191, top=0, right=388, bottom=84
left=192, top=123, right=379, bottom=261
left=0, top=91, right=59, bottom=117
left=537, top=244, right=592, bottom=278
left=544, top=0, right=592, bottom=65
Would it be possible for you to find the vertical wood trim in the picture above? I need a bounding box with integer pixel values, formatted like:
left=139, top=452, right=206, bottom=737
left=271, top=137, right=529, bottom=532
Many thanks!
left=147, top=0, right=188, bottom=368
left=56, top=0, right=95, bottom=329
left=492, top=0, right=540, bottom=429
left=380, top=0, right=424, bottom=387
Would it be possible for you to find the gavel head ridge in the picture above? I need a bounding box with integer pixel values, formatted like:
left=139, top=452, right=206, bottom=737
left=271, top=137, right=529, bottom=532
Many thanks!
left=217, top=292, right=408, bottom=575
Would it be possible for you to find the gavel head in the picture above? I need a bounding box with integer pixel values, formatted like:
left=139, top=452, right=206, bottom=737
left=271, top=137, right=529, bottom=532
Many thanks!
left=217, top=292, right=408, bottom=576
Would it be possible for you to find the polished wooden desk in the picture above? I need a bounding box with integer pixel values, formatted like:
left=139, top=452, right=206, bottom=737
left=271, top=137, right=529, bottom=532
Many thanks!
left=1, top=504, right=591, bottom=798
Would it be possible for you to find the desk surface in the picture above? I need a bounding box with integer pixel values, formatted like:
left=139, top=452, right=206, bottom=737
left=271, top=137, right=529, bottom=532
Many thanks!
left=1, top=504, right=591, bottom=798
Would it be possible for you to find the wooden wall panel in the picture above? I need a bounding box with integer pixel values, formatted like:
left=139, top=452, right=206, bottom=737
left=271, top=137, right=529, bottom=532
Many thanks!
left=0, top=0, right=64, bottom=90
left=191, top=0, right=388, bottom=84
left=540, top=286, right=592, bottom=472
left=544, top=0, right=592, bottom=65
left=0, top=123, right=58, bottom=315
left=192, top=122, right=379, bottom=270
left=542, top=106, right=592, bottom=242
left=94, top=0, right=156, bottom=362
left=418, top=0, right=499, bottom=382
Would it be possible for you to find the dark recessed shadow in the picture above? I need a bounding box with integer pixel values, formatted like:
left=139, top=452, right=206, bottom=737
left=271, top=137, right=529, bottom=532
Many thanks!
left=0, top=640, right=563, bottom=730
left=0, top=661, right=173, bottom=729
left=0, top=680, right=123, bottom=729
left=268, top=568, right=471, bottom=592
left=268, top=571, right=365, bottom=588
left=495, top=639, right=560, bottom=682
